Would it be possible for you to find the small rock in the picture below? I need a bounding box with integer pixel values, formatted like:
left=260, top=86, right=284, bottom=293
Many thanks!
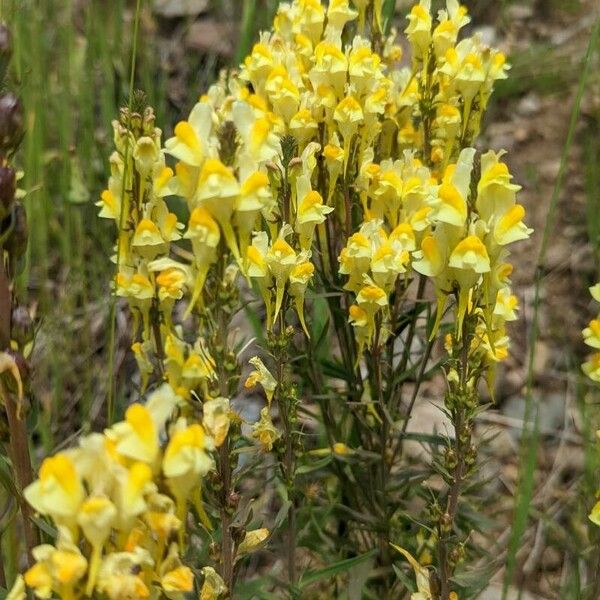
left=514, top=127, right=529, bottom=143
left=404, top=397, right=453, bottom=460
left=539, top=159, right=560, bottom=180
left=517, top=93, right=541, bottom=117
left=506, top=4, right=534, bottom=21
left=153, top=0, right=209, bottom=17
left=186, top=20, right=235, bottom=58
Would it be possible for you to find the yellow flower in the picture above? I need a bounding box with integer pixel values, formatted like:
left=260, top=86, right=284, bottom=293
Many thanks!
left=583, top=352, right=600, bottom=383
left=412, top=235, right=446, bottom=277
left=133, top=136, right=160, bottom=175
left=405, top=0, right=432, bottom=58
left=356, top=282, right=388, bottom=316
left=252, top=406, right=280, bottom=451
left=199, top=566, right=227, bottom=600
left=237, top=528, right=269, bottom=555
left=97, top=549, right=153, bottom=600
left=493, top=288, right=519, bottom=322
left=162, top=566, right=194, bottom=599
left=289, top=108, right=319, bottom=147
left=24, top=454, right=84, bottom=526
left=448, top=235, right=490, bottom=274
left=131, top=218, right=167, bottom=257
left=334, top=96, right=364, bottom=144
left=109, top=403, right=159, bottom=464
left=433, top=0, right=470, bottom=58
left=165, top=102, right=215, bottom=167
left=245, top=357, right=278, bottom=405
left=78, top=495, right=117, bottom=548
left=325, top=0, right=358, bottom=39
left=493, top=204, right=533, bottom=245
left=163, top=421, right=215, bottom=499
left=310, top=41, right=348, bottom=97
left=202, top=397, right=231, bottom=447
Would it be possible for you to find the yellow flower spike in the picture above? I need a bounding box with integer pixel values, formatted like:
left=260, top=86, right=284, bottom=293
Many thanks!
left=590, top=283, right=600, bottom=303
left=24, top=453, right=84, bottom=527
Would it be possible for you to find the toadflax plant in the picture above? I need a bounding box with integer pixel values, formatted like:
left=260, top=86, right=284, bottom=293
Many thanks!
left=8, top=1, right=532, bottom=598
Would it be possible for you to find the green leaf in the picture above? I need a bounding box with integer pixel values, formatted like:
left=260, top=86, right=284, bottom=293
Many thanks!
left=298, top=550, right=377, bottom=590
left=296, top=455, right=332, bottom=475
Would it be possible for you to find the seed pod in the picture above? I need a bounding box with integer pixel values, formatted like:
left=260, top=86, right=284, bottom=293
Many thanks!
left=0, top=164, right=15, bottom=218
left=0, top=93, right=24, bottom=153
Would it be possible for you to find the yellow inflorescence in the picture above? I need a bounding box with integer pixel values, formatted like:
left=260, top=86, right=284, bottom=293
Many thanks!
left=12, top=1, right=533, bottom=598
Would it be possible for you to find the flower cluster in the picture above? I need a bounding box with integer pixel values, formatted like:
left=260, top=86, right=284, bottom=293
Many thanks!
left=11, top=384, right=221, bottom=600
left=9, top=0, right=533, bottom=597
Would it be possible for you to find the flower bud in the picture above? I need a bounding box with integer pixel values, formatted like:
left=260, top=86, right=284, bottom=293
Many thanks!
left=142, top=106, right=155, bottom=135
left=0, top=164, right=15, bottom=218
left=11, top=305, right=34, bottom=349
left=0, top=93, right=24, bottom=153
